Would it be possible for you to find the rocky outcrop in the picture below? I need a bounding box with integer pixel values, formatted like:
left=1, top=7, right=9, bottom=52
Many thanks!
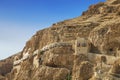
left=0, top=52, right=21, bottom=78
left=1, top=0, right=120, bottom=80
left=110, top=58, right=120, bottom=74
left=72, top=54, right=94, bottom=80
left=100, top=58, right=120, bottom=80
left=42, top=44, right=74, bottom=70
left=30, top=66, right=70, bottom=80
left=89, top=20, right=120, bottom=55
left=8, top=55, right=70, bottom=80
left=83, top=0, right=120, bottom=16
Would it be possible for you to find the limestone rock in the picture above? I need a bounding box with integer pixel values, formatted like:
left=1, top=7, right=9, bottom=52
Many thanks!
left=32, top=66, right=70, bottom=80
left=0, top=52, right=21, bottom=77
left=72, top=60, right=94, bottom=80
left=72, top=54, right=94, bottom=80
left=110, top=58, right=120, bottom=74
left=89, top=21, right=120, bottom=55
left=14, top=65, right=70, bottom=80
left=79, top=61, right=94, bottom=80
left=1, top=0, right=120, bottom=80
left=42, top=45, right=74, bottom=69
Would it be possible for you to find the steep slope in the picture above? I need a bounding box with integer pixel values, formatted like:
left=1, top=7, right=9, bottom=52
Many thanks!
left=0, top=52, right=21, bottom=79
left=1, top=0, right=120, bottom=80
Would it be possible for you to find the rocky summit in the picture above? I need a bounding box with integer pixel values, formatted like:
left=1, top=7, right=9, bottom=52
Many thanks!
left=0, top=0, right=120, bottom=80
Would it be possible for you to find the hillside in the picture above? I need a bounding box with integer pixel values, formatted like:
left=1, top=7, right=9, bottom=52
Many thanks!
left=1, top=0, right=120, bottom=80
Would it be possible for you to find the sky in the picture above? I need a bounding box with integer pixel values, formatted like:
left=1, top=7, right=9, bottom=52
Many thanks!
left=0, top=0, right=106, bottom=60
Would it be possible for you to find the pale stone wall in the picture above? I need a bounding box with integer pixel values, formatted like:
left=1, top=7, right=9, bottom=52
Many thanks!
left=33, top=50, right=39, bottom=56
left=13, top=42, right=72, bottom=69
left=13, top=53, right=30, bottom=66
left=87, top=53, right=98, bottom=63
left=106, top=56, right=120, bottom=65
left=33, top=55, right=39, bottom=68
left=117, top=49, right=120, bottom=57
left=40, top=42, right=72, bottom=52
left=88, top=53, right=120, bottom=65
left=75, top=37, right=90, bottom=55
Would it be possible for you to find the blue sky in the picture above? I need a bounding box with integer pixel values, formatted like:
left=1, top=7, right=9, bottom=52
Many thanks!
left=0, top=0, right=106, bottom=60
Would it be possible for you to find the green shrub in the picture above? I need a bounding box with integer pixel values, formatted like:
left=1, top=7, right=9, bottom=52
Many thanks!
left=66, top=73, right=71, bottom=80
left=40, top=51, right=44, bottom=55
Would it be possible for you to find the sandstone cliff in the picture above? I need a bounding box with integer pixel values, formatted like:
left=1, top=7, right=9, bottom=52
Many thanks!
left=1, top=0, right=120, bottom=80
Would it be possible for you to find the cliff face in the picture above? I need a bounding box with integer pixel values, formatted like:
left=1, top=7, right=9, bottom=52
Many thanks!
left=1, top=0, right=120, bottom=80
left=0, top=52, right=21, bottom=80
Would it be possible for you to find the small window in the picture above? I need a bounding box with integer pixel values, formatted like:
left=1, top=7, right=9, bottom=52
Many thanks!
left=77, top=43, right=80, bottom=47
left=82, top=43, right=87, bottom=47
left=109, top=48, right=113, bottom=52
left=108, top=48, right=114, bottom=55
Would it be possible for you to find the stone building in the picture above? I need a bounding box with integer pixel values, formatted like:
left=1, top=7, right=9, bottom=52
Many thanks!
left=75, top=37, right=90, bottom=55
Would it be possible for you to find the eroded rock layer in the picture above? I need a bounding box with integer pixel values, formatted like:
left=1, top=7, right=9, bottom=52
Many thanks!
left=1, top=0, right=120, bottom=80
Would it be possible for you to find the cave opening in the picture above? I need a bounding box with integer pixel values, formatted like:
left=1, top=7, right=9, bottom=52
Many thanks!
left=89, top=43, right=100, bottom=54
left=109, top=48, right=113, bottom=52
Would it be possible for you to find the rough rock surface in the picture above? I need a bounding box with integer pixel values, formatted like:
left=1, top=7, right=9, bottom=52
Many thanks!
left=42, top=45, right=74, bottom=70
left=72, top=55, right=94, bottom=80
left=0, top=75, right=5, bottom=80
left=89, top=20, right=120, bottom=55
left=0, top=52, right=20, bottom=80
left=1, top=0, right=120, bottom=80
left=110, top=58, right=120, bottom=74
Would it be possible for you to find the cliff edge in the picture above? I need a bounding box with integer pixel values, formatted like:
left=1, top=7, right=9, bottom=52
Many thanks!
left=1, top=0, right=120, bottom=80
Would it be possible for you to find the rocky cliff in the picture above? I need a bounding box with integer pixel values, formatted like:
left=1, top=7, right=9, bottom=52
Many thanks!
left=1, top=0, right=120, bottom=80
left=0, top=52, right=21, bottom=80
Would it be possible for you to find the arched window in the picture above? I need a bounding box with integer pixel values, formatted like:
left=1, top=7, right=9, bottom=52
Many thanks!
left=82, top=43, right=87, bottom=47
left=101, top=56, right=107, bottom=64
